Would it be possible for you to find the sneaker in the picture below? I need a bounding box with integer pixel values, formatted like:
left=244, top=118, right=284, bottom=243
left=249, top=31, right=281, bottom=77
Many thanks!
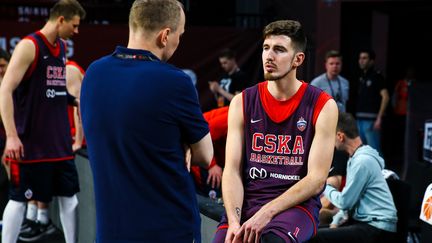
left=18, top=221, right=56, bottom=242
left=20, top=219, right=36, bottom=234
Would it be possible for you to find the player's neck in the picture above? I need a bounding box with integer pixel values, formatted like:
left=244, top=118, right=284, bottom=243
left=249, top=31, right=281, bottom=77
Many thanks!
left=39, top=22, right=59, bottom=46
left=267, top=77, right=302, bottom=101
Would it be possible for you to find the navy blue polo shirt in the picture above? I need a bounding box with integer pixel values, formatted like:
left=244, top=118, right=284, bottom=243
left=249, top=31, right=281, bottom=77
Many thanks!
left=81, top=46, right=209, bottom=243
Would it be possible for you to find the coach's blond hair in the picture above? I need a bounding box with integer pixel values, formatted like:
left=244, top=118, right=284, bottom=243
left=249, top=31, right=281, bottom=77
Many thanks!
left=129, top=0, right=183, bottom=33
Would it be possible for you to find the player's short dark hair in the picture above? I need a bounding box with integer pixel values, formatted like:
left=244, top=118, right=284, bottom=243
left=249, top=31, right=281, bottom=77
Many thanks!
left=263, top=20, right=307, bottom=52
left=49, top=0, right=86, bottom=21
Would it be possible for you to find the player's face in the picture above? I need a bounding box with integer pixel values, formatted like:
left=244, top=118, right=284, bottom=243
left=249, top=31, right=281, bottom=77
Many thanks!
left=162, top=10, right=185, bottom=61
left=59, top=15, right=80, bottom=39
left=262, top=35, right=303, bottom=81
left=325, top=57, right=342, bottom=77
left=0, top=58, right=8, bottom=78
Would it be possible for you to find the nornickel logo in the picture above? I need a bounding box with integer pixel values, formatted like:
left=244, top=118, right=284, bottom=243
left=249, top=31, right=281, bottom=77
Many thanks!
left=249, top=167, right=267, bottom=179
left=46, top=89, right=56, bottom=98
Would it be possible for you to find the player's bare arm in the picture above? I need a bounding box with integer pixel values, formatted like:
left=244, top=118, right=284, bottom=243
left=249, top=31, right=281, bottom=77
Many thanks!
left=222, top=93, right=245, bottom=242
left=66, top=65, right=83, bottom=98
left=0, top=39, right=36, bottom=160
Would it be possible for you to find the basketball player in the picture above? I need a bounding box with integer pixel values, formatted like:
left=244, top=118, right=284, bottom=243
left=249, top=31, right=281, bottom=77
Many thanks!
left=0, top=1, right=85, bottom=242
left=213, top=20, right=338, bottom=243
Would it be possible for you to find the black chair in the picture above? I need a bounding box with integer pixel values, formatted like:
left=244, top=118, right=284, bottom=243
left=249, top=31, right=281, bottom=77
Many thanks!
left=387, top=178, right=412, bottom=243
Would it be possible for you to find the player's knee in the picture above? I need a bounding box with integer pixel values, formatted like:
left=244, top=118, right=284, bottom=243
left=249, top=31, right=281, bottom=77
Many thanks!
left=212, top=225, right=228, bottom=243
left=6, top=200, right=26, bottom=211
left=58, top=195, right=78, bottom=211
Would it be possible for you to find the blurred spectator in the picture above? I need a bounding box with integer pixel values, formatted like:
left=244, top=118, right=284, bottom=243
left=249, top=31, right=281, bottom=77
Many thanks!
left=392, top=66, right=415, bottom=117
left=182, top=69, right=197, bottom=87
left=208, top=48, right=249, bottom=107
left=311, top=50, right=350, bottom=226
left=191, top=106, right=228, bottom=198
left=390, top=66, right=415, bottom=168
left=0, top=49, right=11, bottom=82
left=355, top=49, right=389, bottom=154
left=66, top=60, right=86, bottom=152
left=311, top=50, right=349, bottom=112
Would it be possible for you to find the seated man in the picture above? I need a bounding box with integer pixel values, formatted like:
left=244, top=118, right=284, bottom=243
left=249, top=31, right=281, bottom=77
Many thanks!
left=309, top=112, right=397, bottom=243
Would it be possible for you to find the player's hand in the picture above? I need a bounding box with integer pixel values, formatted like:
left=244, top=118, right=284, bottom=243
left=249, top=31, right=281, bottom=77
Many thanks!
left=75, top=98, right=81, bottom=120
left=233, top=207, right=273, bottom=243
left=72, top=142, right=82, bottom=152
left=207, top=164, right=222, bottom=189
left=224, top=222, right=241, bottom=243
left=4, top=135, right=24, bottom=161
left=184, top=145, right=191, bottom=171
left=1, top=152, right=7, bottom=166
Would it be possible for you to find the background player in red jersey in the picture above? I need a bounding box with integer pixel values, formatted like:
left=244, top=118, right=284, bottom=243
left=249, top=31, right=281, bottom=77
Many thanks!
left=191, top=106, right=228, bottom=196
left=66, top=60, right=85, bottom=151
left=213, top=20, right=338, bottom=243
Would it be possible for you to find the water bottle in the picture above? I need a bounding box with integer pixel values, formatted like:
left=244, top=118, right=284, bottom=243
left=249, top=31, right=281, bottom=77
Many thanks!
left=208, top=189, right=217, bottom=201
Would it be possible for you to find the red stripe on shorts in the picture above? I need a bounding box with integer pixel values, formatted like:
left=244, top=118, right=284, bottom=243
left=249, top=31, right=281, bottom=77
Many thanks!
left=216, top=224, right=229, bottom=233
left=295, top=205, right=317, bottom=236
left=10, top=162, right=20, bottom=187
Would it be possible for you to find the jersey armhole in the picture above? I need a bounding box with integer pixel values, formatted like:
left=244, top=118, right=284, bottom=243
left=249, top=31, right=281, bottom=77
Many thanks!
left=312, top=92, right=332, bottom=126
left=242, top=90, right=247, bottom=125
left=22, top=36, right=39, bottom=80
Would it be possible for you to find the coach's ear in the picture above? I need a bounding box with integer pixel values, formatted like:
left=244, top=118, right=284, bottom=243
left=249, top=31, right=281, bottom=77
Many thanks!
left=157, top=28, right=170, bottom=48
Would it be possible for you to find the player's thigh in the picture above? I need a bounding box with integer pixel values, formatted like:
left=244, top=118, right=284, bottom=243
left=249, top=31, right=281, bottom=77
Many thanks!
left=8, top=162, right=54, bottom=203
left=53, top=159, right=80, bottom=197
left=262, top=206, right=317, bottom=242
